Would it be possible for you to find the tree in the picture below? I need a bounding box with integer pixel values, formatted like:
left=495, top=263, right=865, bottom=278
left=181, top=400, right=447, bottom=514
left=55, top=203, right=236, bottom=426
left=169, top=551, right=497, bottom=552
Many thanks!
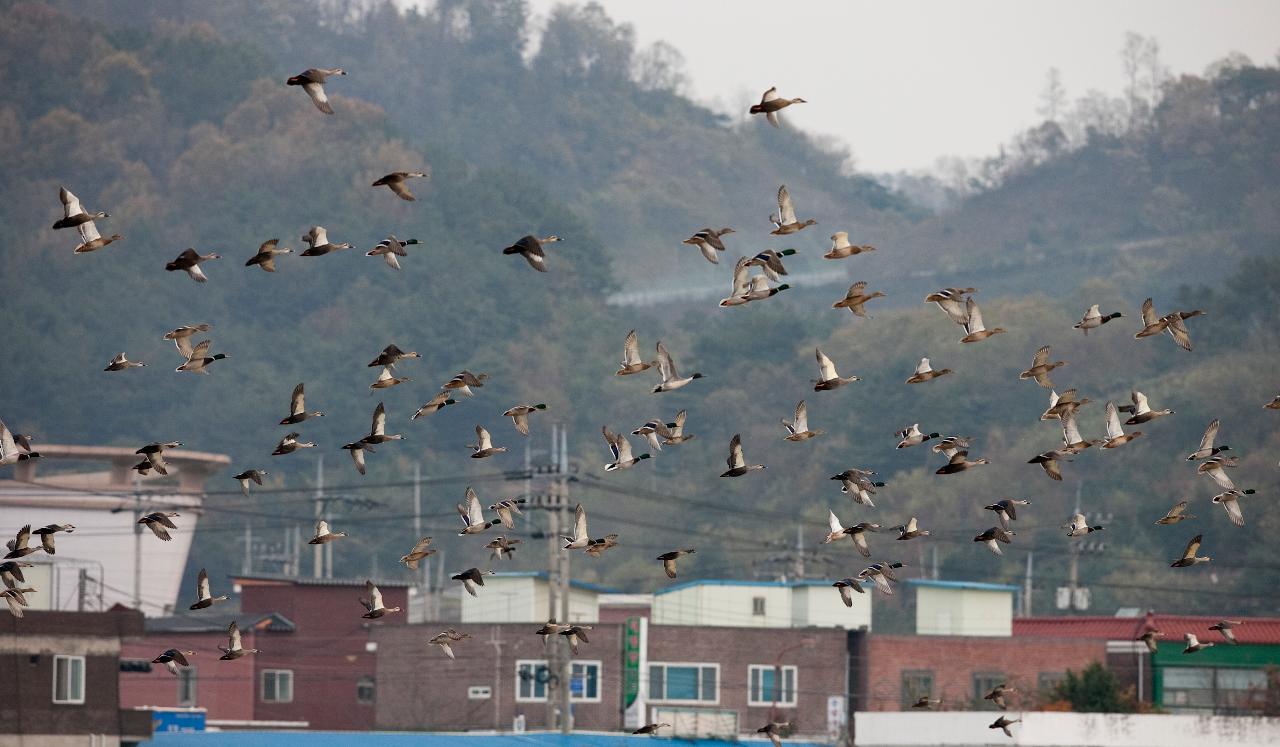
left=1049, top=663, right=1135, bottom=713
left=1037, top=67, right=1067, bottom=123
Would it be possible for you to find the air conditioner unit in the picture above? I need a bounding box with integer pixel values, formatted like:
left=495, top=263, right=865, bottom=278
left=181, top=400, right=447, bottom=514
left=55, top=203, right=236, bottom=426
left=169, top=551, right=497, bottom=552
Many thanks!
left=1055, top=586, right=1071, bottom=609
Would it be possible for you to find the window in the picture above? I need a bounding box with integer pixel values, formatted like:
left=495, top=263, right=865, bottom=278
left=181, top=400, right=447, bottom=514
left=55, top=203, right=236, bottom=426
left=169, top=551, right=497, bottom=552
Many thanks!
left=901, top=670, right=934, bottom=709
left=752, top=597, right=767, bottom=616
left=177, top=667, right=197, bottom=707
left=53, top=655, right=85, bottom=704
left=515, top=660, right=601, bottom=702
left=972, top=672, right=1005, bottom=710
left=356, top=676, right=375, bottom=705
left=1162, top=666, right=1269, bottom=715
left=261, top=670, right=294, bottom=703
left=749, top=665, right=797, bottom=707
left=649, top=663, right=718, bottom=704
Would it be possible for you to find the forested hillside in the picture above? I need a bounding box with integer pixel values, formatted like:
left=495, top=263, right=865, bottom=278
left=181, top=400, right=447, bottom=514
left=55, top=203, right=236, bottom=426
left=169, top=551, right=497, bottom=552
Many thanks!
left=1, top=0, right=1277, bottom=616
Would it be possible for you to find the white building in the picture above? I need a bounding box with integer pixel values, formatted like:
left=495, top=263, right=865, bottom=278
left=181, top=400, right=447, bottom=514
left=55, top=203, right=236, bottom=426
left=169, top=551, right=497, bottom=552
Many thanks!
left=906, top=579, right=1018, bottom=637
left=652, top=579, right=870, bottom=630
left=458, top=571, right=614, bottom=623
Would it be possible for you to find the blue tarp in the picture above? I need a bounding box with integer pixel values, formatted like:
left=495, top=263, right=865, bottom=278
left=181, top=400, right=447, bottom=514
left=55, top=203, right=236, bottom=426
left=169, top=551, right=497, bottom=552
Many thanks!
left=149, top=732, right=828, bottom=746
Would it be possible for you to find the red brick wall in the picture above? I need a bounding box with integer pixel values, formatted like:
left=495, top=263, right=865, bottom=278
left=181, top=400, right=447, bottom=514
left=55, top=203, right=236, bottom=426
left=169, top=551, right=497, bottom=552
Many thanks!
left=119, top=630, right=256, bottom=721
left=860, top=634, right=1107, bottom=711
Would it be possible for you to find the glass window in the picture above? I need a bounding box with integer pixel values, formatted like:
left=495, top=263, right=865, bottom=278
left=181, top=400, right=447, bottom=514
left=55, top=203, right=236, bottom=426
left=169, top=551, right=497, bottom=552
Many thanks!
left=901, top=670, right=933, bottom=708
left=972, top=672, right=1005, bottom=710
left=517, top=661, right=601, bottom=702
left=749, top=665, right=797, bottom=706
left=53, top=655, right=85, bottom=704
left=752, top=597, right=766, bottom=616
left=356, top=676, right=375, bottom=705
left=571, top=662, right=600, bottom=701
left=177, top=667, right=197, bottom=707
left=1162, top=667, right=1269, bottom=714
left=517, top=661, right=549, bottom=701
left=261, top=670, right=294, bottom=703
left=649, top=663, right=718, bottom=703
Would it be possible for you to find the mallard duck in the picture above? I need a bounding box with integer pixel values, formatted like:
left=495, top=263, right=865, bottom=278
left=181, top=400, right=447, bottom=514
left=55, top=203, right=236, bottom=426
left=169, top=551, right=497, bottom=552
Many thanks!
left=104, top=352, right=145, bottom=372
left=895, top=424, right=939, bottom=449
left=857, top=561, right=905, bottom=595
left=360, top=581, right=401, bottom=619
left=989, top=716, right=1020, bottom=738
left=893, top=517, right=930, bottom=540
left=1041, top=389, right=1092, bottom=421
left=740, top=273, right=791, bottom=303
left=910, top=696, right=941, bottom=709
left=273, top=432, right=315, bottom=456
left=399, top=537, right=434, bottom=569
left=165, top=249, right=221, bottom=282
left=360, top=402, right=403, bottom=445
left=1209, top=620, right=1242, bottom=644
left=1, top=587, right=34, bottom=618
left=4, top=526, right=40, bottom=559
left=1117, top=390, right=1173, bottom=424
left=218, top=621, right=259, bottom=660
left=429, top=629, right=471, bottom=658
left=1028, top=450, right=1071, bottom=481
left=959, top=296, right=1005, bottom=343
left=833, top=578, right=866, bottom=606
left=1161, top=310, right=1205, bottom=351
left=832, top=281, right=886, bottom=317
left=812, top=347, right=859, bottom=390
left=139, top=512, right=180, bottom=541
left=1019, top=345, right=1066, bottom=388
left=936, top=450, right=989, bottom=474
left=974, top=526, right=1015, bottom=556
left=0, top=560, right=34, bottom=587
left=655, top=410, right=696, bottom=445
left=633, top=723, right=671, bottom=736
left=53, top=187, right=108, bottom=230
left=584, top=535, right=620, bottom=557
left=1197, top=455, right=1241, bottom=491
left=152, top=649, right=195, bottom=675
left=1265, top=395, right=1280, bottom=410
left=503, top=234, right=561, bottom=272
left=718, top=256, right=755, bottom=307
left=749, top=86, right=806, bottom=127
left=682, top=227, right=734, bottom=264
left=163, top=324, right=211, bottom=353
left=300, top=226, right=352, bottom=256
left=370, top=365, right=411, bottom=391
left=1138, top=630, right=1163, bottom=653
left=368, top=344, right=420, bottom=370
left=1170, top=534, right=1210, bottom=567
left=0, top=420, right=40, bottom=467
left=984, top=684, right=1016, bottom=710
left=1212, top=489, right=1255, bottom=527
left=769, top=185, right=816, bottom=235
left=757, top=721, right=790, bottom=747
left=1064, top=513, right=1103, bottom=537
left=73, top=217, right=122, bottom=254
left=444, top=370, right=489, bottom=397
left=487, top=499, right=526, bottom=530
left=652, top=341, right=704, bottom=393
left=286, top=67, right=346, bottom=114
left=367, top=235, right=420, bottom=270
left=280, top=383, right=323, bottom=425
left=824, top=231, right=876, bottom=259
left=1186, top=419, right=1229, bottom=461
left=175, top=339, right=229, bottom=374
left=309, top=520, right=347, bottom=544
left=1183, top=633, right=1214, bottom=653
left=925, top=287, right=976, bottom=325
left=617, top=330, right=654, bottom=375
left=371, top=171, right=428, bottom=201
left=931, top=436, right=971, bottom=458
left=31, top=524, right=72, bottom=555
left=452, top=567, right=493, bottom=597
left=782, top=400, right=823, bottom=441
left=720, top=434, right=764, bottom=477
left=747, top=249, right=797, bottom=281
left=244, top=239, right=293, bottom=272
left=469, top=425, right=506, bottom=459
left=984, top=499, right=1031, bottom=531
left=906, top=357, right=952, bottom=384
left=560, top=624, right=593, bottom=653
left=1155, top=500, right=1195, bottom=525
left=457, top=487, right=494, bottom=535
left=503, top=404, right=547, bottom=436
left=602, top=425, right=651, bottom=471
left=188, top=568, right=229, bottom=610
left=486, top=535, right=520, bottom=562
left=234, top=469, right=267, bottom=496
left=1101, top=402, right=1142, bottom=448
left=632, top=419, right=668, bottom=452
left=824, top=511, right=880, bottom=557
left=411, top=391, right=457, bottom=419
left=1134, top=298, right=1168, bottom=338
left=830, top=469, right=884, bottom=507
left=135, top=441, right=182, bottom=475
left=1074, top=304, right=1122, bottom=334
left=656, top=548, right=695, bottom=579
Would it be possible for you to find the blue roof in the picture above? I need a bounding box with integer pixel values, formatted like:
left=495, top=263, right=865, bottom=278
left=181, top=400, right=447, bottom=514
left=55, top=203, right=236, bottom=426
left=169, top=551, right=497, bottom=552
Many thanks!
left=905, top=579, right=1020, bottom=593
left=491, top=571, right=618, bottom=594
left=654, top=578, right=833, bottom=596
left=150, top=731, right=827, bottom=746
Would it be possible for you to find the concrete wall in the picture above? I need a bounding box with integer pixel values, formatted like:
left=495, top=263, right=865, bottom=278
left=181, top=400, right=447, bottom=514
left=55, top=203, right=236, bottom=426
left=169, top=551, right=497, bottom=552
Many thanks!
left=653, top=584, right=792, bottom=628
left=792, top=584, right=870, bottom=629
left=852, top=711, right=1280, bottom=746
left=916, top=587, right=1012, bottom=637
left=461, top=577, right=598, bottom=623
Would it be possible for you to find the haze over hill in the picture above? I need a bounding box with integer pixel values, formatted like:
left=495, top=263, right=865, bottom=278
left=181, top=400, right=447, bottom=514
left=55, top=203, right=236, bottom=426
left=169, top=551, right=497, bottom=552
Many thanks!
left=1, top=0, right=1277, bottom=616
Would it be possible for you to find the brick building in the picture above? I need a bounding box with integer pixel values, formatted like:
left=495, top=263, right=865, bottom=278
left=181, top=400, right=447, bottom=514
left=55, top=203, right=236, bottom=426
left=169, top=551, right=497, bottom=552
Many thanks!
left=1, top=609, right=152, bottom=746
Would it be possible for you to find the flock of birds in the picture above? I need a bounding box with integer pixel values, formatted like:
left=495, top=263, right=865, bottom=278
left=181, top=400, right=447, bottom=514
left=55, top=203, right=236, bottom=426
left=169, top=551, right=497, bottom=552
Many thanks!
left=2, top=72, right=1277, bottom=742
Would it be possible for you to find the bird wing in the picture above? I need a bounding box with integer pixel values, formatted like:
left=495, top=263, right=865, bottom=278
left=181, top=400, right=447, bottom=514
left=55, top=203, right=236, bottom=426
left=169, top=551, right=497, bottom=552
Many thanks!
left=290, top=383, right=306, bottom=415
left=349, top=444, right=366, bottom=475
left=1185, top=633, right=1198, bottom=647
left=672, top=409, right=687, bottom=434
left=387, top=180, right=415, bottom=201
left=189, top=339, right=212, bottom=361
left=228, top=621, right=242, bottom=650
left=510, top=412, right=530, bottom=436
left=1062, top=413, right=1084, bottom=445
left=655, top=341, right=677, bottom=381
left=466, top=488, right=485, bottom=525
left=77, top=219, right=102, bottom=245
left=1141, top=298, right=1158, bottom=327
left=60, top=187, right=84, bottom=217
left=1032, top=345, right=1050, bottom=367
left=728, top=434, right=745, bottom=469
left=623, top=329, right=641, bottom=366
left=1199, top=419, right=1219, bottom=452
left=729, top=256, right=751, bottom=295
left=1183, top=534, right=1203, bottom=559
left=776, top=185, right=797, bottom=225
left=615, top=433, right=635, bottom=462
left=914, top=358, right=932, bottom=375
left=1132, top=390, right=1150, bottom=413
left=1166, top=315, right=1193, bottom=351
left=1166, top=500, right=1189, bottom=518
left=475, top=425, right=493, bottom=451
left=963, top=296, right=986, bottom=333
left=827, top=510, right=843, bottom=534
left=1221, top=495, right=1245, bottom=527
left=760, top=86, right=779, bottom=104
left=316, top=520, right=330, bottom=537
left=368, top=582, right=384, bottom=610
left=197, top=568, right=211, bottom=600
left=602, top=426, right=621, bottom=461
left=303, top=81, right=333, bottom=113
left=1105, top=402, right=1123, bottom=439
left=816, top=348, right=838, bottom=380
left=663, top=557, right=678, bottom=578
left=310, top=226, right=330, bottom=247
left=574, top=504, right=588, bottom=541
left=371, top=402, right=386, bottom=436
left=793, top=401, right=809, bottom=432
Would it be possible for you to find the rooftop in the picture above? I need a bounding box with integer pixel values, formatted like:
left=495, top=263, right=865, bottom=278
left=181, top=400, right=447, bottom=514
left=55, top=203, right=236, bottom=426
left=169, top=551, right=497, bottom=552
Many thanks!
left=231, top=573, right=414, bottom=588
left=145, top=611, right=296, bottom=635
left=1014, top=613, right=1280, bottom=644
left=489, top=570, right=618, bottom=594
left=654, top=578, right=840, bottom=595
left=905, top=578, right=1021, bottom=593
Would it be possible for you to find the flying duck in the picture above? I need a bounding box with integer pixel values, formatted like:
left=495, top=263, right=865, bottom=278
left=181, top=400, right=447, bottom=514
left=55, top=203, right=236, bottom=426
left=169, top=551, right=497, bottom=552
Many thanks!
left=984, top=684, right=1016, bottom=710
left=360, top=581, right=401, bottom=619
left=959, top=296, right=1006, bottom=343
left=746, top=249, right=797, bottom=281
left=813, top=347, right=859, bottom=390
left=925, top=287, right=976, bottom=325
left=652, top=341, right=704, bottom=393
left=487, top=535, right=522, bottom=561
left=233, top=469, right=267, bottom=496
left=469, top=425, right=506, bottom=459
left=906, top=357, right=952, bottom=384
left=452, top=568, right=493, bottom=597
left=280, top=383, right=324, bottom=425
left=1019, top=345, right=1066, bottom=388
left=104, top=352, right=145, bottom=372
left=757, top=721, right=790, bottom=747
left=73, top=217, right=122, bottom=254
left=893, top=517, right=930, bottom=540
left=1209, top=620, right=1242, bottom=644
left=300, top=226, right=352, bottom=256
left=163, top=324, right=211, bottom=353
left=218, top=621, right=259, bottom=660
left=936, top=450, right=989, bottom=474
left=244, top=239, right=293, bottom=272
left=989, top=716, right=1020, bottom=738
left=1170, top=534, right=1210, bottom=567
left=1155, top=500, right=1195, bottom=525
left=1060, top=412, right=1099, bottom=452
left=640, top=410, right=695, bottom=446
left=308, top=520, right=348, bottom=544
left=411, top=391, right=457, bottom=419
left=632, top=419, right=668, bottom=452
left=1183, top=633, right=1214, bottom=653
left=1138, top=630, right=1163, bottom=653
left=503, top=234, right=561, bottom=272
left=1064, top=513, right=1103, bottom=537
left=152, top=649, right=194, bottom=676
left=769, top=185, right=816, bottom=234
left=188, top=568, right=229, bottom=610
left=372, top=171, right=428, bottom=201
left=286, top=67, right=346, bottom=114
left=1212, top=489, right=1255, bottom=527
left=457, top=487, right=495, bottom=535
left=1118, top=390, right=1174, bottom=424
left=503, top=404, right=547, bottom=436
left=1197, top=455, right=1242, bottom=491
left=4, top=526, right=40, bottom=559
left=368, top=344, right=420, bottom=370
left=1, top=587, right=34, bottom=618
left=1101, top=402, right=1142, bottom=448
left=273, top=432, right=315, bottom=456
left=931, top=436, right=971, bottom=458
left=749, top=86, right=806, bottom=127
left=584, top=534, right=620, bottom=557
left=633, top=723, right=671, bottom=736
left=399, top=537, right=434, bottom=569
left=1042, top=388, right=1092, bottom=420
left=974, top=526, right=1015, bottom=556
left=911, top=696, right=941, bottom=710
left=138, top=512, right=180, bottom=541
left=832, top=281, right=886, bottom=317
left=656, top=548, right=695, bottom=578
left=824, top=510, right=880, bottom=557
left=489, top=499, right=527, bottom=530
left=0, top=420, right=40, bottom=467
left=1265, top=395, right=1280, bottom=410
left=165, top=249, right=221, bottom=282
left=1029, top=450, right=1071, bottom=481
left=443, top=370, right=489, bottom=397
left=360, top=402, right=403, bottom=446
left=985, top=499, right=1031, bottom=531
left=833, top=578, right=866, bottom=606
left=720, top=434, right=764, bottom=477
left=52, top=187, right=108, bottom=230
left=737, top=270, right=792, bottom=304
left=560, top=625, right=593, bottom=654
left=367, top=235, right=420, bottom=270
left=617, top=330, right=655, bottom=375
left=782, top=400, right=823, bottom=441
left=370, top=365, right=411, bottom=391
left=830, top=468, right=884, bottom=507
left=0, top=561, right=34, bottom=587
left=1074, top=304, right=1122, bottom=333
left=682, top=227, right=734, bottom=264
left=603, top=425, right=651, bottom=470
left=428, top=629, right=471, bottom=658
left=31, top=524, right=72, bottom=555
left=857, top=561, right=905, bottom=595
left=895, top=424, right=939, bottom=449
left=1186, top=419, right=1229, bottom=461
left=175, top=339, right=229, bottom=374
left=825, top=231, right=876, bottom=259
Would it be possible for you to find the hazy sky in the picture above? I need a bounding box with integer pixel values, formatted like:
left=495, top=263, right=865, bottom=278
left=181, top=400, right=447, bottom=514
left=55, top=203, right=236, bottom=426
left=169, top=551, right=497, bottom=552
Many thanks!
left=521, top=0, right=1280, bottom=173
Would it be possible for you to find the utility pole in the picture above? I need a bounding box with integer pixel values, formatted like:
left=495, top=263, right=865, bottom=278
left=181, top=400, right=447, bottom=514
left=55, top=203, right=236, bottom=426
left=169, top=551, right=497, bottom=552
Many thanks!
left=132, top=475, right=143, bottom=610
left=242, top=519, right=253, bottom=575
left=1023, top=552, right=1034, bottom=617
left=414, top=462, right=432, bottom=620
left=313, top=455, right=324, bottom=578
left=77, top=568, right=87, bottom=612
left=544, top=424, right=561, bottom=730
left=557, top=425, right=571, bottom=736
left=791, top=525, right=806, bottom=580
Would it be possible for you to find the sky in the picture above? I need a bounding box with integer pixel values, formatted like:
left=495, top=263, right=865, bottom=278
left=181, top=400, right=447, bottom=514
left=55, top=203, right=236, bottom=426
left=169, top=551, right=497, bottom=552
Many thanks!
left=519, top=0, right=1280, bottom=173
